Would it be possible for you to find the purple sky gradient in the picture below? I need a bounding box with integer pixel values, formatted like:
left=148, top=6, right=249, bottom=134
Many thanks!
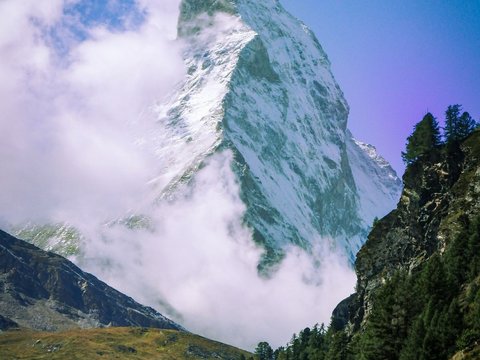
left=281, top=0, right=480, bottom=175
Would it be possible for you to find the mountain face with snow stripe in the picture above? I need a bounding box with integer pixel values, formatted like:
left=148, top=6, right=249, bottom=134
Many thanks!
left=13, top=0, right=401, bottom=269
left=346, top=133, right=402, bottom=227
left=144, top=0, right=402, bottom=266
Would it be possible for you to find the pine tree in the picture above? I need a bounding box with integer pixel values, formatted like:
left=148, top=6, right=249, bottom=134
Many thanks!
left=444, top=105, right=477, bottom=142
left=359, top=272, right=411, bottom=359
left=325, top=330, right=350, bottom=360
left=467, top=217, right=480, bottom=280
left=399, top=317, right=426, bottom=360
left=255, top=342, right=274, bottom=360
left=307, top=324, right=328, bottom=359
left=445, top=104, right=461, bottom=142
left=402, top=113, right=441, bottom=164
left=457, top=111, right=477, bottom=139
left=419, top=254, right=450, bottom=305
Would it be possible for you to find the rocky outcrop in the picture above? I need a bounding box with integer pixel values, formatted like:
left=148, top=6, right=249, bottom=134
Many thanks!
left=337, top=130, right=480, bottom=333
left=0, top=315, right=18, bottom=331
left=0, top=229, right=183, bottom=332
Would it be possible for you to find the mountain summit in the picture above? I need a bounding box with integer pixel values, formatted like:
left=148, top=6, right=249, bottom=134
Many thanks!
left=5, top=0, right=402, bottom=349
left=147, top=0, right=401, bottom=266
left=14, top=0, right=401, bottom=267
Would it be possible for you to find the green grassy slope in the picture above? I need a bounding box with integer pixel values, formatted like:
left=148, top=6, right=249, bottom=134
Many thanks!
left=0, top=327, right=251, bottom=360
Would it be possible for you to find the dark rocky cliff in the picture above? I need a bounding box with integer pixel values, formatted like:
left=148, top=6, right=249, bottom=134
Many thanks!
left=260, top=126, right=479, bottom=357
left=331, top=130, right=480, bottom=343
left=0, top=230, right=183, bottom=332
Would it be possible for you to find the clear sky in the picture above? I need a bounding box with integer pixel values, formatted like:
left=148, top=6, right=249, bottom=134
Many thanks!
left=281, top=0, right=480, bottom=175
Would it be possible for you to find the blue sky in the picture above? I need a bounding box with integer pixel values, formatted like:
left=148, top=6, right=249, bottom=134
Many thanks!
left=49, top=0, right=480, bottom=175
left=281, top=0, right=480, bottom=174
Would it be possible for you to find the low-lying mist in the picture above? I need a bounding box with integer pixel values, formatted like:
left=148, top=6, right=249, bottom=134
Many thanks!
left=80, top=152, right=356, bottom=349
left=0, top=0, right=356, bottom=350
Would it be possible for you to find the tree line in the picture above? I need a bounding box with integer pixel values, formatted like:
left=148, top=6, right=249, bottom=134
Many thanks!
left=249, top=215, right=480, bottom=360
left=402, top=104, right=477, bottom=164
left=247, top=104, right=479, bottom=359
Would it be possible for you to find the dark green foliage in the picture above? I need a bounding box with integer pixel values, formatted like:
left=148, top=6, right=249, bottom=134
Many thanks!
left=468, top=294, right=480, bottom=339
left=420, top=300, right=462, bottom=359
left=358, top=272, right=414, bottom=359
left=445, top=104, right=477, bottom=143
left=357, top=216, right=480, bottom=360
left=458, top=112, right=477, bottom=138
left=466, top=217, right=480, bottom=279
left=275, top=215, right=480, bottom=360
left=399, top=316, right=426, bottom=360
left=325, top=330, right=351, bottom=360
left=445, top=217, right=480, bottom=285
left=255, top=342, right=274, bottom=360
left=271, top=325, right=330, bottom=360
left=418, top=254, right=451, bottom=304
left=445, top=104, right=461, bottom=142
left=402, top=113, right=441, bottom=164
left=402, top=105, right=477, bottom=164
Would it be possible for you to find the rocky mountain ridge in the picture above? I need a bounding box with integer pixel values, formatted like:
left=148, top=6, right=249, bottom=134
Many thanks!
left=146, top=0, right=402, bottom=267
left=0, top=229, right=182, bottom=332
left=350, top=130, right=480, bottom=331
left=325, top=129, right=480, bottom=359
left=269, top=130, right=480, bottom=359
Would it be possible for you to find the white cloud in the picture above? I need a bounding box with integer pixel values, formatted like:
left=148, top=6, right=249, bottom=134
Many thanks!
left=0, top=0, right=356, bottom=351
left=136, top=0, right=182, bottom=39
left=0, top=0, right=185, bottom=224
left=80, top=152, right=356, bottom=350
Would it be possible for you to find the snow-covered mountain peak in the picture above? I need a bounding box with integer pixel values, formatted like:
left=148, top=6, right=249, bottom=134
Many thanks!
left=9, top=0, right=404, bottom=348
left=148, top=0, right=402, bottom=265
left=17, top=0, right=402, bottom=271
left=353, top=138, right=397, bottom=176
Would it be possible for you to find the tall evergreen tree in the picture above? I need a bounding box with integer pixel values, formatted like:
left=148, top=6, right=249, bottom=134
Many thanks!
left=444, top=104, right=461, bottom=142
left=358, top=272, right=412, bottom=359
left=325, top=330, right=350, bottom=360
left=255, top=342, right=274, bottom=360
left=457, top=111, right=477, bottom=139
left=444, top=104, right=477, bottom=142
left=402, top=113, right=441, bottom=164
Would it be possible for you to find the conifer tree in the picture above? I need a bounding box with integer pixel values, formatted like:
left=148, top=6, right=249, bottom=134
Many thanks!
left=444, top=104, right=477, bottom=142
left=457, top=111, right=477, bottom=139
left=255, top=342, right=274, bottom=360
left=399, top=317, right=426, bottom=360
left=325, top=330, right=350, bottom=360
left=358, top=272, right=412, bottom=359
left=402, top=113, right=441, bottom=164
left=445, top=104, right=461, bottom=142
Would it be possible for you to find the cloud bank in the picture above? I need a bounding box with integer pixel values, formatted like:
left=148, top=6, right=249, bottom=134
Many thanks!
left=0, top=0, right=356, bottom=350
left=0, top=0, right=185, bottom=224
left=80, top=152, right=356, bottom=349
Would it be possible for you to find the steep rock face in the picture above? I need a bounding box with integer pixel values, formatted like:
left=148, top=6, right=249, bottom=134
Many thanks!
left=342, top=130, right=480, bottom=332
left=149, top=0, right=402, bottom=266
left=0, top=229, right=182, bottom=332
